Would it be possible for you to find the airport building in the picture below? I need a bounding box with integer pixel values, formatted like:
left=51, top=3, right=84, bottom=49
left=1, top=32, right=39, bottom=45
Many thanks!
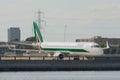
left=8, top=27, right=21, bottom=42
left=76, top=36, right=120, bottom=44
left=76, top=36, right=120, bottom=54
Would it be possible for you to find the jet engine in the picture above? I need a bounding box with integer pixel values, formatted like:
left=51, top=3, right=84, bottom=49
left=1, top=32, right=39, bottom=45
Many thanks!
left=53, top=52, right=64, bottom=60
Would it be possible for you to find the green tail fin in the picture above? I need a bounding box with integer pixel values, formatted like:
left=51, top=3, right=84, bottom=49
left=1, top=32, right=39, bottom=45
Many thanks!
left=33, top=22, right=43, bottom=43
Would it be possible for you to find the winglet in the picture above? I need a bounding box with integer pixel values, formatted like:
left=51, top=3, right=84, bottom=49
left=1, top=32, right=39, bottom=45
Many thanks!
left=106, top=41, right=109, bottom=49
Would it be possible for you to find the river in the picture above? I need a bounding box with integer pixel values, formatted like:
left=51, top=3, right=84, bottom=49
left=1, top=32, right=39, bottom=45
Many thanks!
left=0, top=71, right=120, bottom=80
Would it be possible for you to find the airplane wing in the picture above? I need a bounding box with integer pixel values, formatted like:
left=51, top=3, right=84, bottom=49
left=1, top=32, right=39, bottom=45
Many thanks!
left=7, top=44, right=69, bottom=55
left=7, top=42, right=71, bottom=57
left=10, top=42, right=36, bottom=46
left=7, top=44, right=39, bottom=51
left=6, top=44, right=54, bottom=54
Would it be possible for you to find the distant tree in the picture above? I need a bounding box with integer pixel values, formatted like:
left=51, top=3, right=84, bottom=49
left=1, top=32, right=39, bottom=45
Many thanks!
left=98, top=42, right=106, bottom=48
left=10, top=38, right=19, bottom=42
left=98, top=42, right=110, bottom=54
left=25, top=36, right=36, bottom=49
left=25, top=36, right=35, bottom=42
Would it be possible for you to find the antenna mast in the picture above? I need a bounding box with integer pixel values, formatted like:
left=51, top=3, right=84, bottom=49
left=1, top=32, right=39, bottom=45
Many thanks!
left=37, top=10, right=42, bottom=29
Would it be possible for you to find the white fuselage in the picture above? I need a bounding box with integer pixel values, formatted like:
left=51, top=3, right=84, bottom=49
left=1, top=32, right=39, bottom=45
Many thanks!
left=40, top=42, right=104, bottom=56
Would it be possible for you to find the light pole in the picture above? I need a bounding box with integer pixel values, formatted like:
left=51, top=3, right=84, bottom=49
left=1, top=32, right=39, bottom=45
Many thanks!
left=64, top=25, right=67, bottom=42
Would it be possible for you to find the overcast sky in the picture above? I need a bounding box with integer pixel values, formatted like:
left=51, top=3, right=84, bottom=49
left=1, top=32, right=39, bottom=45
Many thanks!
left=0, top=0, right=120, bottom=42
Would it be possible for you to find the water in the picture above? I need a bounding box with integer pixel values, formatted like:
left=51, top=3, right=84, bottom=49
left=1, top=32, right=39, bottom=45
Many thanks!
left=0, top=71, right=120, bottom=80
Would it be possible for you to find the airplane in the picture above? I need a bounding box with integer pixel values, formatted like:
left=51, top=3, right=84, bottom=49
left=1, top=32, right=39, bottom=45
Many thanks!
left=8, top=22, right=109, bottom=60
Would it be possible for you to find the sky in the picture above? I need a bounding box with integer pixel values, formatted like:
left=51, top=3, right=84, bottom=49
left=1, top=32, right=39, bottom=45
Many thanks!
left=0, top=0, right=120, bottom=42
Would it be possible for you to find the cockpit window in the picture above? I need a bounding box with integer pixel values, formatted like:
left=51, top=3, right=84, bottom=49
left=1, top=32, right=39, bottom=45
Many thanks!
left=91, top=45, right=100, bottom=48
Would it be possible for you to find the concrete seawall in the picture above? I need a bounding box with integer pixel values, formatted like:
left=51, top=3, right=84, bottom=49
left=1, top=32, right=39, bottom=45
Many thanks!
left=0, top=56, right=120, bottom=71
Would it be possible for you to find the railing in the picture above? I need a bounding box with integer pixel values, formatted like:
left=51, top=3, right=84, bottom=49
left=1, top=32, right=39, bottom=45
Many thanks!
left=0, top=54, right=120, bottom=61
left=0, top=56, right=90, bottom=61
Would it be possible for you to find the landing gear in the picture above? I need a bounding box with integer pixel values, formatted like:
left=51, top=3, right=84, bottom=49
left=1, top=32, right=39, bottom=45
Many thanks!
left=53, top=54, right=64, bottom=60
left=73, top=57, right=80, bottom=60
left=86, top=57, right=95, bottom=60
left=58, top=54, right=64, bottom=60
